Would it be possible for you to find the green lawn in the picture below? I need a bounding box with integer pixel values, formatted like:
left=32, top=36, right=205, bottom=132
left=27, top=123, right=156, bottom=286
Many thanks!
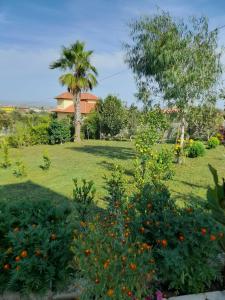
left=0, top=140, right=224, bottom=204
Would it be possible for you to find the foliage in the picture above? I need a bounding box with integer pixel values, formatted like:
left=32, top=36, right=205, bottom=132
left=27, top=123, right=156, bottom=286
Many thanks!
left=0, top=198, right=74, bottom=294
left=72, top=178, right=96, bottom=223
left=134, top=147, right=174, bottom=189
left=208, top=136, right=220, bottom=149
left=0, top=140, right=11, bottom=168
left=101, top=95, right=126, bottom=137
left=40, top=151, right=51, bottom=171
left=126, top=12, right=222, bottom=149
left=186, top=105, right=224, bottom=140
left=135, top=108, right=168, bottom=155
left=104, top=165, right=126, bottom=204
left=207, top=165, right=225, bottom=251
left=133, top=183, right=223, bottom=294
left=13, top=161, right=27, bottom=178
left=30, top=123, right=49, bottom=145
left=124, top=104, right=141, bottom=138
left=74, top=171, right=155, bottom=300
left=82, top=110, right=101, bottom=139
left=50, top=41, right=98, bottom=142
left=187, top=141, right=206, bottom=158
left=0, top=111, right=12, bottom=130
left=48, top=118, right=72, bottom=144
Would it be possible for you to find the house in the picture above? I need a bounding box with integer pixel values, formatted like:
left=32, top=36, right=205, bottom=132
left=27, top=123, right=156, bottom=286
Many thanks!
left=52, top=92, right=98, bottom=120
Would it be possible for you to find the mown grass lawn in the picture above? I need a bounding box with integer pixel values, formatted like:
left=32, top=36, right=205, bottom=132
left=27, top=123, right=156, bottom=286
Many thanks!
left=0, top=140, right=224, bottom=204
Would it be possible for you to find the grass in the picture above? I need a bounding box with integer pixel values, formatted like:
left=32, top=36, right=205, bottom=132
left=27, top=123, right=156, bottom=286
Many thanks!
left=0, top=140, right=224, bottom=204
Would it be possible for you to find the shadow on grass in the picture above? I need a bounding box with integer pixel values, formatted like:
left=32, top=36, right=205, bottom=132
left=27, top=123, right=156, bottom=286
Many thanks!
left=0, top=181, right=70, bottom=202
left=67, top=145, right=135, bottom=160
left=172, top=179, right=208, bottom=189
left=97, top=160, right=135, bottom=177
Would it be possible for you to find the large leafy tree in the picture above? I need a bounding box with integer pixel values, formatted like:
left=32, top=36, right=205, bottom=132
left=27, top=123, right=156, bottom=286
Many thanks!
left=50, top=41, right=98, bottom=142
left=125, top=12, right=222, bottom=154
left=101, top=95, right=126, bottom=137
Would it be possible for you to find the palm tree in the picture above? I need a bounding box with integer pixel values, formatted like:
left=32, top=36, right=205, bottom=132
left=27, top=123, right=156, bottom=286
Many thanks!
left=50, top=41, right=98, bottom=142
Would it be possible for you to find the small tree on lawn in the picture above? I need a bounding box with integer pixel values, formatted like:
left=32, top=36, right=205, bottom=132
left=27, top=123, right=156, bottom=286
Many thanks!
left=125, top=12, right=222, bottom=161
left=50, top=41, right=98, bottom=142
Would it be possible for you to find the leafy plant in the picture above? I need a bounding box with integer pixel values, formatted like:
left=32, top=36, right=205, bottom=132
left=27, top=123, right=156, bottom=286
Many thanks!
left=40, top=151, right=51, bottom=171
left=207, top=164, right=225, bottom=251
left=48, top=119, right=72, bottom=144
left=0, top=198, right=74, bottom=294
left=187, top=141, right=206, bottom=158
left=72, top=178, right=96, bottom=223
left=207, top=136, right=220, bottom=149
left=13, top=161, right=27, bottom=177
left=104, top=164, right=126, bottom=204
left=74, top=175, right=155, bottom=300
left=133, top=182, right=223, bottom=294
left=0, top=139, right=11, bottom=168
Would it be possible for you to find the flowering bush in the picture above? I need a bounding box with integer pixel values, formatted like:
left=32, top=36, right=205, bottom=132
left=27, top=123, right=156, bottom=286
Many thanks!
left=0, top=198, right=74, bottom=294
left=133, top=183, right=224, bottom=294
left=187, top=140, right=205, bottom=158
left=207, top=136, right=220, bottom=149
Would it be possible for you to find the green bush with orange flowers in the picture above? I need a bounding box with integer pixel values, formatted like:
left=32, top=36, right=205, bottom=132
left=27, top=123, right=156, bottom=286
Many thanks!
left=73, top=166, right=224, bottom=298
left=74, top=207, right=156, bottom=299
left=0, top=198, right=74, bottom=294
left=133, top=183, right=224, bottom=294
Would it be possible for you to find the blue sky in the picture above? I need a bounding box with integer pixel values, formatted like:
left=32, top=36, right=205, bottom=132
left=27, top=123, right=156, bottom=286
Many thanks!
left=0, top=0, right=225, bottom=107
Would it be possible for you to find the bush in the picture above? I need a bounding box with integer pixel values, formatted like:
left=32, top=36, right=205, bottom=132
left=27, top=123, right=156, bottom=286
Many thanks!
left=30, top=123, right=49, bottom=145
left=208, top=136, right=220, bottom=149
left=13, top=161, right=27, bottom=177
left=133, top=183, right=224, bottom=294
left=187, top=141, right=205, bottom=158
left=0, top=198, right=74, bottom=294
left=48, top=119, right=72, bottom=144
left=0, top=140, right=11, bottom=168
left=39, top=151, right=51, bottom=171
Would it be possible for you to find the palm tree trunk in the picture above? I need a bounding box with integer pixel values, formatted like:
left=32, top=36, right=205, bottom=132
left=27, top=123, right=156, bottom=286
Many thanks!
left=73, top=92, right=81, bottom=142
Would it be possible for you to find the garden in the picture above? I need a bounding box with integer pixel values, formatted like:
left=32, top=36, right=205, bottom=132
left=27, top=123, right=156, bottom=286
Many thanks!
left=0, top=9, right=225, bottom=300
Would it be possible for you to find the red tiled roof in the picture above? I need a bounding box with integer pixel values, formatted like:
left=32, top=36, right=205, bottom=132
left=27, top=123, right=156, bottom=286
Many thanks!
left=52, top=101, right=96, bottom=114
left=55, top=92, right=98, bottom=101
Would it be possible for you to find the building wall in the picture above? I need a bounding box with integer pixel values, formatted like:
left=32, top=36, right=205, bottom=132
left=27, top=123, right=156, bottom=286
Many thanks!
left=57, top=112, right=72, bottom=120
left=57, top=99, right=73, bottom=109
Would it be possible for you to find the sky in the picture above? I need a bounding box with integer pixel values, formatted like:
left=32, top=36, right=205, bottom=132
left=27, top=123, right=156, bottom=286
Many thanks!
left=0, top=0, right=225, bottom=108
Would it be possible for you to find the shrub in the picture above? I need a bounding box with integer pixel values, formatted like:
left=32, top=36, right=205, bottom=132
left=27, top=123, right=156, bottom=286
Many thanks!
left=48, top=119, right=72, bottom=144
left=30, top=123, right=49, bottom=145
left=0, top=198, right=74, bottom=294
left=72, top=178, right=96, bottom=223
left=13, top=161, right=27, bottom=177
left=74, top=182, right=155, bottom=300
left=207, top=136, right=220, bottom=149
left=133, top=183, right=224, bottom=294
left=39, top=151, right=51, bottom=171
left=187, top=141, right=205, bottom=158
left=0, top=140, right=11, bottom=168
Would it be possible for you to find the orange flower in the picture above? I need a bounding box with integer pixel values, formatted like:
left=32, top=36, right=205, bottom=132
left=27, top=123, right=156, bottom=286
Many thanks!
left=103, top=259, right=110, bottom=269
left=161, top=239, right=167, bottom=248
left=127, top=290, right=133, bottom=297
left=201, top=228, right=207, bottom=235
left=107, top=289, right=114, bottom=297
left=15, top=256, right=20, bottom=262
left=84, top=249, right=91, bottom=256
left=129, top=263, right=137, bottom=271
left=210, top=235, right=216, bottom=241
left=21, top=250, right=28, bottom=258
left=3, top=264, right=11, bottom=270
left=179, top=235, right=185, bottom=241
